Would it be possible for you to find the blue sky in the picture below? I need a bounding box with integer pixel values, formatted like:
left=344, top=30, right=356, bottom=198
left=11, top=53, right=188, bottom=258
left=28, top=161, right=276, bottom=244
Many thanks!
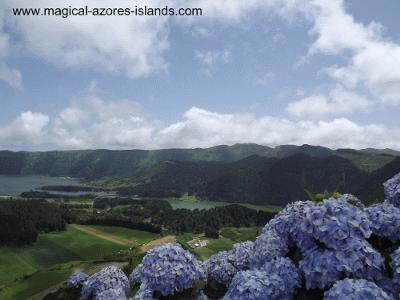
left=1, top=0, right=400, bottom=150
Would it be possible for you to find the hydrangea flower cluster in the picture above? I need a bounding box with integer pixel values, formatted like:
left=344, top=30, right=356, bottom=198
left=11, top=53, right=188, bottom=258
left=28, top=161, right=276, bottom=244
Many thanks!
left=324, top=279, right=391, bottom=300
left=261, top=257, right=300, bottom=298
left=391, top=248, right=400, bottom=286
left=81, top=266, right=129, bottom=300
left=131, top=283, right=155, bottom=300
left=366, top=203, right=400, bottom=242
left=299, top=249, right=342, bottom=289
left=66, top=272, right=88, bottom=288
left=384, top=172, right=400, bottom=207
left=96, top=288, right=127, bottom=300
left=229, top=241, right=254, bottom=271
left=250, top=229, right=288, bottom=268
left=130, top=243, right=205, bottom=296
left=376, top=277, right=400, bottom=300
left=335, top=240, right=383, bottom=281
left=301, top=198, right=371, bottom=250
left=264, top=201, right=317, bottom=253
left=222, top=267, right=297, bottom=300
left=203, top=251, right=237, bottom=286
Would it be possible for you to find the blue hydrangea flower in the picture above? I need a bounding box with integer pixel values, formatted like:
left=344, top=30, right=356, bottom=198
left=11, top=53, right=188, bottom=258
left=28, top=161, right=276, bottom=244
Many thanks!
left=338, top=194, right=365, bottom=209
left=131, top=283, right=155, bottom=300
left=260, top=257, right=300, bottom=298
left=376, top=277, right=400, bottom=300
left=66, top=272, right=88, bottom=288
left=365, top=203, right=400, bottom=242
left=96, top=288, right=127, bottom=300
left=81, top=266, right=129, bottom=300
left=264, top=201, right=317, bottom=253
left=229, top=241, right=254, bottom=271
left=391, top=248, right=400, bottom=286
left=130, top=243, right=205, bottom=296
left=222, top=268, right=295, bottom=300
left=324, top=279, right=391, bottom=300
left=384, top=173, right=400, bottom=207
left=250, top=229, right=288, bottom=268
left=335, top=240, right=383, bottom=281
left=204, top=251, right=238, bottom=286
left=300, top=249, right=342, bottom=289
left=301, top=199, right=371, bottom=250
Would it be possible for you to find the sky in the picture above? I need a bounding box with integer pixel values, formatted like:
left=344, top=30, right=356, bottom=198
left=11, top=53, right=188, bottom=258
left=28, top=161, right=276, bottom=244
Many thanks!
left=1, top=0, right=400, bottom=150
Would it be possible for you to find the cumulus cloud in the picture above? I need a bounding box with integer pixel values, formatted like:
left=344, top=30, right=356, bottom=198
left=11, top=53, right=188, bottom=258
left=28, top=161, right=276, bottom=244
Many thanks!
left=1, top=94, right=400, bottom=150
left=306, top=0, right=400, bottom=106
left=0, top=12, right=23, bottom=89
left=287, top=85, right=373, bottom=118
left=2, top=0, right=170, bottom=78
left=0, top=111, right=49, bottom=145
left=194, top=49, right=232, bottom=77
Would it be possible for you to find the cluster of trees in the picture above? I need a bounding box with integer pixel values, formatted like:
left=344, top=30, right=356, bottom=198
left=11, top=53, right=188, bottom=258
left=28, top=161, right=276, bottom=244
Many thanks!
left=68, top=197, right=273, bottom=236
left=151, top=204, right=274, bottom=234
left=116, top=155, right=400, bottom=206
left=41, top=185, right=104, bottom=192
left=0, top=200, right=66, bottom=245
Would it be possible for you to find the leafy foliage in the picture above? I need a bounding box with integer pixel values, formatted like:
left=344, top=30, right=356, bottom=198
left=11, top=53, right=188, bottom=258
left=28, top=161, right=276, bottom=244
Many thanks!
left=0, top=199, right=66, bottom=245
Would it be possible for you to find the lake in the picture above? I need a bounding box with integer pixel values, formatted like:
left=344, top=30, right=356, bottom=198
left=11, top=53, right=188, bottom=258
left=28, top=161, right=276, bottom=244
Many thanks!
left=0, top=175, right=82, bottom=196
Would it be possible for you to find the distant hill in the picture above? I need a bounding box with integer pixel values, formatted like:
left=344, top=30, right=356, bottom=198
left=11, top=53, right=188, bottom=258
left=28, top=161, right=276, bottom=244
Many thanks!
left=0, top=144, right=397, bottom=179
left=115, top=154, right=400, bottom=206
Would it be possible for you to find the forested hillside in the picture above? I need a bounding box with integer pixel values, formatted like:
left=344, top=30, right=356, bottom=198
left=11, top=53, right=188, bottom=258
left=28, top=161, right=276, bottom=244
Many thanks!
left=116, top=155, right=400, bottom=205
left=0, top=144, right=398, bottom=178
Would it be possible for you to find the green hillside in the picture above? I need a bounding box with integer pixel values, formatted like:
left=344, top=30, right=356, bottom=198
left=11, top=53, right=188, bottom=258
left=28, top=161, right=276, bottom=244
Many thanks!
left=0, top=144, right=397, bottom=179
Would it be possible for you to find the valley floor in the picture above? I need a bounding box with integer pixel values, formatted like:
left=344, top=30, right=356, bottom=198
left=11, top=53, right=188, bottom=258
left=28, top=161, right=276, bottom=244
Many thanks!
left=0, top=224, right=260, bottom=300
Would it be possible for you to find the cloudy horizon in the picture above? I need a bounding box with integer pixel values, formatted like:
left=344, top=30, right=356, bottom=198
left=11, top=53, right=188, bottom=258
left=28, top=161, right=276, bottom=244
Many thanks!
left=1, top=0, right=400, bottom=151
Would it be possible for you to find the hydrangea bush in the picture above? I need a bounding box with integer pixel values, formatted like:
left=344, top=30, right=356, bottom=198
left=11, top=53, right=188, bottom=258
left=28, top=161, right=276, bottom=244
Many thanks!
left=324, top=279, right=391, bottom=300
left=384, top=173, right=400, bottom=207
left=130, top=243, right=205, bottom=296
left=63, top=172, right=400, bottom=300
left=81, top=266, right=129, bottom=300
left=222, top=269, right=293, bottom=300
left=66, top=272, right=88, bottom=288
left=366, top=203, right=400, bottom=242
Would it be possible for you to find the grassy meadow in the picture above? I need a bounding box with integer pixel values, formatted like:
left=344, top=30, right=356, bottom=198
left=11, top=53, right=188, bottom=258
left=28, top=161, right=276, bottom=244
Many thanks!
left=165, top=193, right=283, bottom=212
left=177, top=226, right=261, bottom=260
left=0, top=225, right=160, bottom=300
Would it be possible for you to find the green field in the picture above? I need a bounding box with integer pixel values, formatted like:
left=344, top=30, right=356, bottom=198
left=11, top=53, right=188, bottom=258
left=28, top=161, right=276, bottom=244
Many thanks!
left=0, top=225, right=159, bottom=300
left=164, top=194, right=283, bottom=212
left=177, top=226, right=260, bottom=260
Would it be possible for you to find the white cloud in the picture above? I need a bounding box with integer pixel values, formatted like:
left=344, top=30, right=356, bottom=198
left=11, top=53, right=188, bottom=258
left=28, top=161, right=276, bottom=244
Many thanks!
left=1, top=95, right=400, bottom=150
left=306, top=0, right=400, bottom=105
left=2, top=0, right=171, bottom=78
left=287, top=85, right=373, bottom=118
left=0, top=64, right=23, bottom=90
left=194, top=49, right=232, bottom=76
left=0, top=12, right=23, bottom=89
left=0, top=111, right=49, bottom=145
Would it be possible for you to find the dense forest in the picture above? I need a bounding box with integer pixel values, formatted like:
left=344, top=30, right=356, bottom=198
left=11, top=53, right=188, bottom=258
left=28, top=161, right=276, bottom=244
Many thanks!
left=0, top=144, right=398, bottom=179
left=0, top=200, right=66, bottom=245
left=115, top=155, right=400, bottom=206
left=71, top=198, right=274, bottom=235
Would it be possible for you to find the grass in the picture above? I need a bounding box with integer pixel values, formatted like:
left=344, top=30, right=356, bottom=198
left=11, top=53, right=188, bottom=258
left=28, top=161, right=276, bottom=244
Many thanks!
left=46, top=225, right=126, bottom=261
left=219, top=227, right=261, bottom=242
left=77, top=225, right=159, bottom=246
left=164, top=193, right=283, bottom=212
left=0, top=224, right=162, bottom=299
left=0, top=262, right=78, bottom=300
left=177, top=226, right=261, bottom=260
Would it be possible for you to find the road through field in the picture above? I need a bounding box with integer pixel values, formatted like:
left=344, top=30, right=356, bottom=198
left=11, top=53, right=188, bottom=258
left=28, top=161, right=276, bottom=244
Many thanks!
left=70, top=224, right=137, bottom=247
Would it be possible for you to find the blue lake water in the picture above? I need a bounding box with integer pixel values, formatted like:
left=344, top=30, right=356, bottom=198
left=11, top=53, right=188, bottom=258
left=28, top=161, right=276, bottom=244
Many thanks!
left=0, top=175, right=82, bottom=196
